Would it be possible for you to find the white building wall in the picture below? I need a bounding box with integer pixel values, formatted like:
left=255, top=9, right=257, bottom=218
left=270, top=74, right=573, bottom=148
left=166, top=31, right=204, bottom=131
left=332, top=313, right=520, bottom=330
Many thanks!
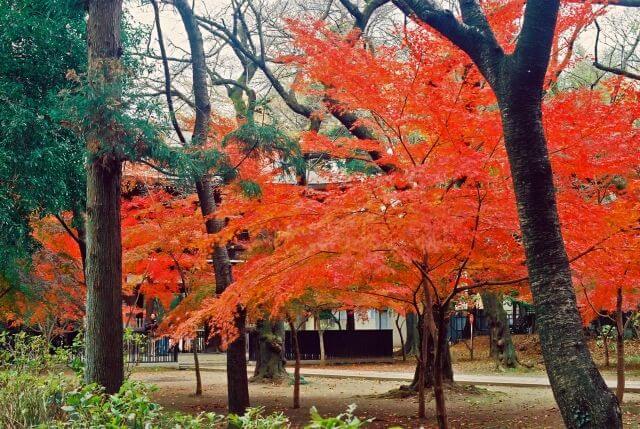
left=298, top=309, right=407, bottom=349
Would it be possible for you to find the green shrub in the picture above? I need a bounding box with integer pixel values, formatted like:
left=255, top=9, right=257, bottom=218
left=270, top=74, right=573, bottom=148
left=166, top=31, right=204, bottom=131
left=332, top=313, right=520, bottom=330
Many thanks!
left=228, top=407, right=290, bottom=428
left=0, top=333, right=373, bottom=428
left=0, top=331, right=69, bottom=373
left=0, top=371, right=71, bottom=429
left=305, top=404, right=372, bottom=429
left=50, top=380, right=222, bottom=428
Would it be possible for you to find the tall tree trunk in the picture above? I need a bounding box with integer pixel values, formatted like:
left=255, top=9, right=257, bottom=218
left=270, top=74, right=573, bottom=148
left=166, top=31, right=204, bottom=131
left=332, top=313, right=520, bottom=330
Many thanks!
left=227, top=308, right=250, bottom=414
left=252, top=318, right=287, bottom=382
left=391, top=2, right=622, bottom=426
left=84, top=0, right=124, bottom=395
left=497, top=92, right=621, bottom=427
left=288, top=319, right=301, bottom=409
left=615, top=287, right=624, bottom=402
left=404, top=312, right=420, bottom=357
left=173, top=0, right=250, bottom=414
left=193, top=346, right=202, bottom=396
left=481, top=292, right=517, bottom=368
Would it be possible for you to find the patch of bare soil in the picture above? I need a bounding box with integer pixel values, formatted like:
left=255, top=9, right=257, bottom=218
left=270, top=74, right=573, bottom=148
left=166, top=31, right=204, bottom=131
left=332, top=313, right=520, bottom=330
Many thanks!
left=131, top=368, right=640, bottom=428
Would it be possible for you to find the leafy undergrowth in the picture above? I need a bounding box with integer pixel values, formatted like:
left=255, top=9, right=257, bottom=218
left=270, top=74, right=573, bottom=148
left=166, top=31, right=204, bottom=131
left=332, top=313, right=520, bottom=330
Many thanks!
left=0, top=333, right=374, bottom=429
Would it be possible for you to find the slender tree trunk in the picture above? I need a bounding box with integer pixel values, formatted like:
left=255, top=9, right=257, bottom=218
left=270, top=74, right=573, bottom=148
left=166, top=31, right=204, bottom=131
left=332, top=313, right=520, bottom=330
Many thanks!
left=318, top=328, right=326, bottom=362
left=72, top=208, right=87, bottom=276
left=84, top=0, right=124, bottom=394
left=469, top=312, right=474, bottom=361
left=417, top=311, right=428, bottom=419
left=615, top=287, right=624, bottom=402
left=481, top=292, right=517, bottom=368
left=252, top=318, right=287, bottom=382
left=173, top=0, right=250, bottom=414
left=288, top=319, right=301, bottom=409
left=604, top=331, right=611, bottom=368
left=422, top=282, right=449, bottom=429
left=395, top=314, right=406, bottom=361
left=433, top=310, right=450, bottom=429
left=193, top=346, right=202, bottom=396
left=497, top=92, right=621, bottom=427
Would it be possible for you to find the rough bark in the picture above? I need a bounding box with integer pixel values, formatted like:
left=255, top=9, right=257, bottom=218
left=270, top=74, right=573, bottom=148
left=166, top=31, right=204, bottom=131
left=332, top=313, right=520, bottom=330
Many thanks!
left=392, top=1, right=623, bottom=426
left=173, top=0, right=250, bottom=414
left=227, top=308, right=250, bottom=414
left=481, top=292, right=517, bottom=368
left=83, top=0, right=124, bottom=395
left=498, top=93, right=621, bottom=428
left=252, top=318, right=287, bottom=382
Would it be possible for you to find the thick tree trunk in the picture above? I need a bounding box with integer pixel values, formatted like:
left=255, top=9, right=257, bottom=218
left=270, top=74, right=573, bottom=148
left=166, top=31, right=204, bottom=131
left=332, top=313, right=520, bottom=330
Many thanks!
left=481, top=292, right=517, bottom=368
left=390, top=2, right=622, bottom=426
left=615, top=287, right=624, bottom=402
left=497, top=92, right=621, bottom=427
left=289, top=319, right=301, bottom=409
left=227, top=308, right=250, bottom=414
left=252, top=318, right=287, bottom=382
left=193, top=346, right=202, bottom=396
left=404, top=312, right=420, bottom=357
left=84, top=0, right=124, bottom=395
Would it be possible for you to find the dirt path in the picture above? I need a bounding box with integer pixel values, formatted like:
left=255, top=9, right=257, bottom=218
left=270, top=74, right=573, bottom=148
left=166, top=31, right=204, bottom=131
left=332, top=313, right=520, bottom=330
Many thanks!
left=132, top=369, right=640, bottom=428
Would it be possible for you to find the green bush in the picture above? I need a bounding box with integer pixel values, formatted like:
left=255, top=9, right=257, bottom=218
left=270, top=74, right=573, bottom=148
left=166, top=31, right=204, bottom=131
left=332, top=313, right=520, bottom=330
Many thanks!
left=0, top=331, right=69, bottom=373
left=228, top=407, right=290, bottom=428
left=49, top=380, right=222, bottom=428
left=0, top=332, right=374, bottom=428
left=0, top=371, right=71, bottom=429
left=305, top=404, right=372, bottom=429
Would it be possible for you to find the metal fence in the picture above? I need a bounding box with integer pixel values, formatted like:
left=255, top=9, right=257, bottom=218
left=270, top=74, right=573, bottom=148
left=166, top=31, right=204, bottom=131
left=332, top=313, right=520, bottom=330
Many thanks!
left=448, top=306, right=536, bottom=343
left=248, top=329, right=394, bottom=361
left=125, top=336, right=178, bottom=364
left=179, top=330, right=207, bottom=354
